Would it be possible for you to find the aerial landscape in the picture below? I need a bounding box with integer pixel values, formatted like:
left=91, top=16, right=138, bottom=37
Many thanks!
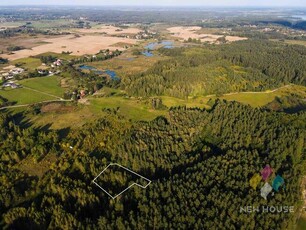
left=0, top=0, right=306, bottom=229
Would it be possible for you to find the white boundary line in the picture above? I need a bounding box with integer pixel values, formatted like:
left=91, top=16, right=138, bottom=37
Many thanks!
left=93, top=163, right=152, bottom=199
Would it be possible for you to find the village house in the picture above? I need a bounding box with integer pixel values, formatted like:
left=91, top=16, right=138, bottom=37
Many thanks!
left=10, top=67, right=24, bottom=75
left=53, top=59, right=62, bottom=66
left=2, top=81, right=20, bottom=89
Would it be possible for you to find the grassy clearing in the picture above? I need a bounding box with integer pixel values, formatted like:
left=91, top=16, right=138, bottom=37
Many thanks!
left=84, top=52, right=167, bottom=77
left=89, top=96, right=167, bottom=121
left=218, top=85, right=306, bottom=107
left=282, top=40, right=306, bottom=47
left=0, top=22, right=25, bottom=27
left=0, top=88, right=54, bottom=105
left=219, top=93, right=280, bottom=107
left=161, top=96, right=211, bottom=108
left=11, top=57, right=42, bottom=70
left=28, top=19, right=77, bottom=29
left=19, top=92, right=166, bottom=129
left=0, top=76, right=64, bottom=105
left=20, top=76, right=65, bottom=97
left=4, top=84, right=306, bottom=129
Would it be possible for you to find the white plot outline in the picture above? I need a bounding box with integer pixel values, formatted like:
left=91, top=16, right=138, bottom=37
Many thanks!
left=93, top=163, right=151, bottom=199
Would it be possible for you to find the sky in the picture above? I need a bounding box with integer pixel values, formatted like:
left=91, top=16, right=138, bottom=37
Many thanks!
left=0, top=0, right=305, bottom=7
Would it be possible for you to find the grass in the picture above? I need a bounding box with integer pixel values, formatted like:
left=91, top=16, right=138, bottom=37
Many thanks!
left=0, top=88, right=55, bottom=105
left=11, top=57, right=42, bottom=70
left=20, top=76, right=65, bottom=97
left=89, top=96, right=167, bottom=121
left=84, top=51, right=167, bottom=77
left=4, top=83, right=306, bottom=129
left=161, top=96, right=211, bottom=108
left=27, top=19, right=77, bottom=29
left=25, top=97, right=166, bottom=129
left=0, top=76, right=64, bottom=105
left=218, top=85, right=306, bottom=107
left=36, top=52, right=77, bottom=61
left=219, top=93, right=279, bottom=107
left=282, top=40, right=306, bottom=47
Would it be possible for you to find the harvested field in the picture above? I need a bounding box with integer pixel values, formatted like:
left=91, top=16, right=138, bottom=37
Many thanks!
left=167, top=26, right=247, bottom=43
left=76, top=25, right=142, bottom=35
left=3, top=34, right=139, bottom=60
left=0, top=35, right=52, bottom=55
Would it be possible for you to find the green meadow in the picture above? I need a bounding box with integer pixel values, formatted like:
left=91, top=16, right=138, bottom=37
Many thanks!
left=20, top=75, right=65, bottom=97
left=0, top=88, right=54, bottom=105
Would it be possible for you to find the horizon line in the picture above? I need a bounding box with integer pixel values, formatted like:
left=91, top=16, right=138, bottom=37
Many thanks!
left=0, top=5, right=305, bottom=8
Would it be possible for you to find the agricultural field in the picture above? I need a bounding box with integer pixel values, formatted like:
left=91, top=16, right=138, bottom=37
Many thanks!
left=11, top=57, right=42, bottom=70
left=2, top=34, right=139, bottom=60
left=0, top=34, right=53, bottom=55
left=0, top=75, right=64, bottom=105
left=0, top=88, right=55, bottom=105
left=20, top=75, right=65, bottom=97
left=167, top=26, right=247, bottom=43
left=75, top=25, right=142, bottom=35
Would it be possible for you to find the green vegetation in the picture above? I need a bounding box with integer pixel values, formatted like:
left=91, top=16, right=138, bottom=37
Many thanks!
left=0, top=76, right=64, bottom=106
left=123, top=40, right=306, bottom=99
left=1, top=8, right=306, bottom=230
left=20, top=76, right=65, bottom=97
left=296, top=217, right=306, bottom=230
left=7, top=45, right=25, bottom=51
left=0, top=88, right=55, bottom=105
left=0, top=101, right=305, bottom=229
left=12, top=57, right=42, bottom=70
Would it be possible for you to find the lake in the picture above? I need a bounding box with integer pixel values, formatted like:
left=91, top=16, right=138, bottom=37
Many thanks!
left=145, top=40, right=174, bottom=50
left=79, top=65, right=96, bottom=70
left=79, top=65, right=119, bottom=80
left=142, top=40, right=174, bottom=57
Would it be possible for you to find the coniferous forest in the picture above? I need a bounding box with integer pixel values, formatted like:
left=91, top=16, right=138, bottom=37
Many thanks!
left=0, top=100, right=305, bottom=229
left=123, top=40, right=306, bottom=98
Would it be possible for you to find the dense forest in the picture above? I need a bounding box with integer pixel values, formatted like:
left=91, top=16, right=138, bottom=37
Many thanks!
left=122, top=40, right=306, bottom=99
left=0, top=100, right=305, bottom=229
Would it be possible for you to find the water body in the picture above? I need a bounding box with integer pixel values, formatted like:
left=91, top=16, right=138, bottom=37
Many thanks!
left=145, top=40, right=174, bottom=50
left=104, top=70, right=119, bottom=80
left=79, top=65, right=96, bottom=70
left=142, top=40, right=174, bottom=57
left=142, top=51, right=154, bottom=57
left=79, top=65, right=119, bottom=80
